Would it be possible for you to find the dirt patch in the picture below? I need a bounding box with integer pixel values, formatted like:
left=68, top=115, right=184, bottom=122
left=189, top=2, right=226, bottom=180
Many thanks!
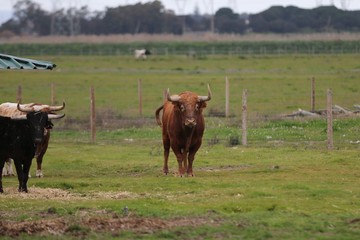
left=0, top=209, right=220, bottom=237
left=0, top=187, right=221, bottom=237
left=0, top=187, right=139, bottom=200
left=0, top=218, right=67, bottom=237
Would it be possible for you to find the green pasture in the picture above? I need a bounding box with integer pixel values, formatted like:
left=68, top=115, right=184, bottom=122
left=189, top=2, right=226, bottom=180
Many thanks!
left=1, top=54, right=360, bottom=119
left=1, top=54, right=360, bottom=239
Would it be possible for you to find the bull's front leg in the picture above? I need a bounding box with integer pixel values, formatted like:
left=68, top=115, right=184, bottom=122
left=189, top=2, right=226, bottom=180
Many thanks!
left=187, top=144, right=201, bottom=177
left=187, top=153, right=195, bottom=177
left=173, top=149, right=186, bottom=177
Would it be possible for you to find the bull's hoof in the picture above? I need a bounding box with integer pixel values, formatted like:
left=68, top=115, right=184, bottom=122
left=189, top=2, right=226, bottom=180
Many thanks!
left=0, top=188, right=3, bottom=193
left=36, top=170, right=43, bottom=178
left=18, top=187, right=28, bottom=193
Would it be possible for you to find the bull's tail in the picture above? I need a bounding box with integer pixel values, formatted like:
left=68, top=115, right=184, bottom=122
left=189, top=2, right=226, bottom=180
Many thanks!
left=155, top=105, right=163, bottom=127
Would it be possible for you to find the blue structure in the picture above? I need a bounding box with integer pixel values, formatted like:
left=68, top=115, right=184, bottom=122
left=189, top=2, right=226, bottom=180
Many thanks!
left=0, top=53, right=56, bottom=70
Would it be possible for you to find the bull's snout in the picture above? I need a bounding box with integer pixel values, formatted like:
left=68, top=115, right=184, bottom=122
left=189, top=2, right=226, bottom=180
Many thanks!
left=185, top=118, right=196, bottom=127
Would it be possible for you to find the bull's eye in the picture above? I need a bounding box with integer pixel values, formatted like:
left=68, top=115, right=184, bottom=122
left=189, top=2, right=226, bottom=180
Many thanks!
left=180, top=104, right=185, bottom=112
left=195, top=104, right=199, bottom=111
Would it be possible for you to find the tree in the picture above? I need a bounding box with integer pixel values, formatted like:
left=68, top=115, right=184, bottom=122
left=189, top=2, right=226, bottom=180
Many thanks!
left=215, top=7, right=246, bottom=34
left=13, top=0, right=51, bottom=35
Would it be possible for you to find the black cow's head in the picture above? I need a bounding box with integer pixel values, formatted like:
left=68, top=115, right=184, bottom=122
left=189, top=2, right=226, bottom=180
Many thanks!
left=26, top=112, right=50, bottom=144
left=167, top=85, right=212, bottom=128
left=12, top=103, right=65, bottom=144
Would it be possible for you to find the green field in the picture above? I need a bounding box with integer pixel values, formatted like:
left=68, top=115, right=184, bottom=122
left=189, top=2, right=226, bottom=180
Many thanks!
left=1, top=54, right=360, bottom=239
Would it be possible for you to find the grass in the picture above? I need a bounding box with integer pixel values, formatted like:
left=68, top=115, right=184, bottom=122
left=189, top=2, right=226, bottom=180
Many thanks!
left=1, top=54, right=360, bottom=120
left=1, top=139, right=360, bottom=238
left=1, top=54, right=360, bottom=238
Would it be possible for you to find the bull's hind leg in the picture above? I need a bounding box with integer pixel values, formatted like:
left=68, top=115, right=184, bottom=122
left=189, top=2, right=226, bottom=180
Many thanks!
left=163, top=138, right=170, bottom=175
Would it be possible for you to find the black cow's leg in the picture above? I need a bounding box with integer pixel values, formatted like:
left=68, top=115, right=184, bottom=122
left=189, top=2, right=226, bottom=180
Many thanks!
left=20, top=161, right=32, bottom=193
left=13, top=159, right=24, bottom=192
left=0, top=158, right=5, bottom=193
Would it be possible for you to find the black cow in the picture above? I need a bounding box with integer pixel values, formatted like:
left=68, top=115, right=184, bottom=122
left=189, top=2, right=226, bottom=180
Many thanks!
left=0, top=109, right=64, bottom=193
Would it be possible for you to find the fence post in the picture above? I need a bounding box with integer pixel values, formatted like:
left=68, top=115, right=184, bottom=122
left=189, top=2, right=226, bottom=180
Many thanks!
left=16, top=85, right=22, bottom=103
left=225, top=76, right=229, bottom=118
left=311, top=77, right=315, bottom=112
left=327, top=88, right=333, bottom=150
left=90, top=86, right=96, bottom=143
left=242, top=89, right=248, bottom=146
left=51, top=83, right=56, bottom=105
left=138, top=79, right=142, bottom=116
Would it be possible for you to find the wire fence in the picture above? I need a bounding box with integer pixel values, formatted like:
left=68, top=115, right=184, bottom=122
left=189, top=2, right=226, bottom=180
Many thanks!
left=2, top=43, right=360, bottom=57
left=15, top=83, right=360, bottom=150
left=8, top=76, right=360, bottom=150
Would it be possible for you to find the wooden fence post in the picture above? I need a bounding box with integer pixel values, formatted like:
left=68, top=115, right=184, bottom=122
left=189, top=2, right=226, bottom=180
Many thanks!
left=311, top=77, right=315, bottom=112
left=242, top=89, right=248, bottom=146
left=138, top=79, right=142, bottom=116
left=16, top=85, right=22, bottom=103
left=327, top=88, right=333, bottom=150
left=90, top=86, right=96, bottom=143
left=51, top=83, right=56, bottom=105
left=225, top=76, right=229, bottom=117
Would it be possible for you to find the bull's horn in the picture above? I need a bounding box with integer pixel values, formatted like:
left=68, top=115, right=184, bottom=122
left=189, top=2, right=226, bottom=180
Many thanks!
left=198, top=84, right=212, bottom=102
left=48, top=113, right=65, bottom=119
left=49, top=102, right=65, bottom=111
left=17, top=103, right=34, bottom=113
left=166, top=88, right=181, bottom=102
left=10, top=115, right=27, bottom=120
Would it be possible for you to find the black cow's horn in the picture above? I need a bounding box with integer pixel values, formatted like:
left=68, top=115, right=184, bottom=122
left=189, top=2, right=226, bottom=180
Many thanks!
left=49, top=102, right=65, bottom=111
left=166, top=88, right=181, bottom=102
left=198, top=84, right=212, bottom=102
left=48, top=113, right=65, bottom=119
left=17, top=103, right=34, bottom=113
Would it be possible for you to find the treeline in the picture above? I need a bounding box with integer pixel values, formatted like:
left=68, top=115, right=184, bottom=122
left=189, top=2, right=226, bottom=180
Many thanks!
left=1, top=0, right=360, bottom=37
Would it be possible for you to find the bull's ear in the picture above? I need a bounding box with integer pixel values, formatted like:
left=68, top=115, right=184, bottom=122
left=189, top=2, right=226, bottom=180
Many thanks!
left=199, top=102, right=207, bottom=109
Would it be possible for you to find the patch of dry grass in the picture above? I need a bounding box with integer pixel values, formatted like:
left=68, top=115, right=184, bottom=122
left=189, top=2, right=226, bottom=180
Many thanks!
left=2, top=32, right=360, bottom=44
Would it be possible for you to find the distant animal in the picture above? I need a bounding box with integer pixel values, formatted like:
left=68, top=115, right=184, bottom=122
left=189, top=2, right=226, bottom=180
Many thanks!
left=134, top=49, right=151, bottom=59
left=155, top=85, right=212, bottom=176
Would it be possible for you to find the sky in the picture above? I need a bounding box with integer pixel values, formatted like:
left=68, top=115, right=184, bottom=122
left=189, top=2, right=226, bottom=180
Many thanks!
left=1, top=0, right=359, bottom=24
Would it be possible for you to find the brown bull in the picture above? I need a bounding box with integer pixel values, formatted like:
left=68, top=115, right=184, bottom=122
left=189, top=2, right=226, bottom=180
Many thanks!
left=155, top=85, right=212, bottom=176
left=0, top=102, right=65, bottom=177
